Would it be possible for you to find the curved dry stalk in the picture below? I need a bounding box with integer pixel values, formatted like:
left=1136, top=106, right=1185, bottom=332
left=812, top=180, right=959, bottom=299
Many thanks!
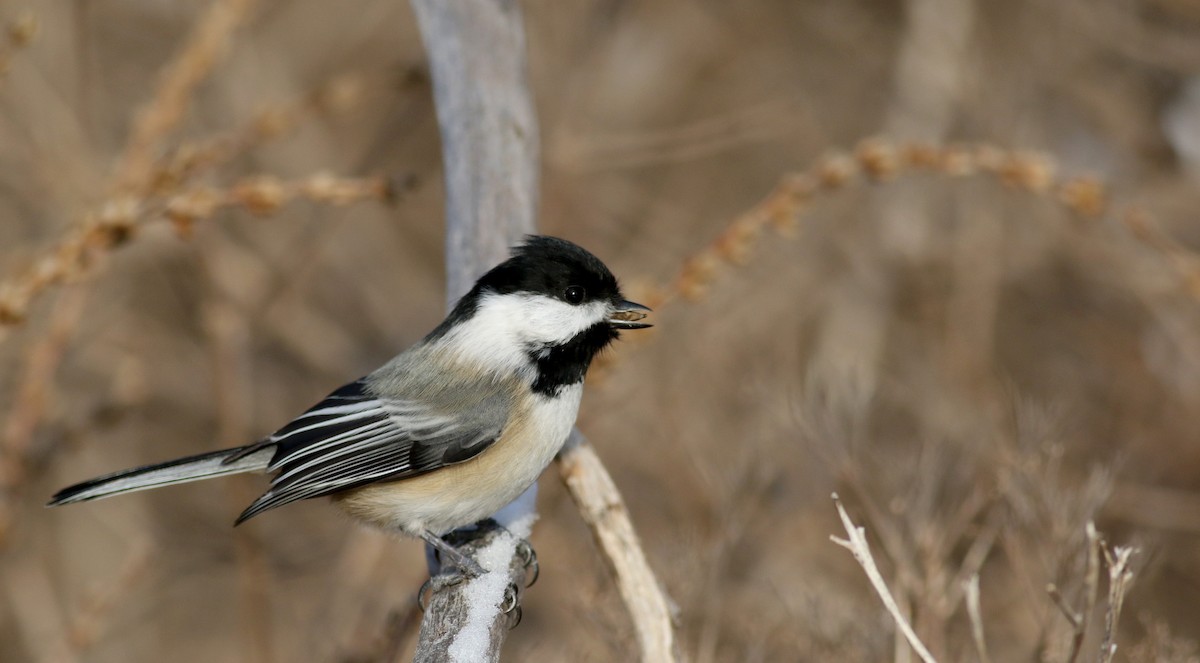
left=558, top=433, right=681, bottom=662
left=636, top=140, right=1199, bottom=312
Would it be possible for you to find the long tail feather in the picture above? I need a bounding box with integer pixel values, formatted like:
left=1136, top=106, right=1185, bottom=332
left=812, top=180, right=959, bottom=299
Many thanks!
left=47, top=446, right=274, bottom=506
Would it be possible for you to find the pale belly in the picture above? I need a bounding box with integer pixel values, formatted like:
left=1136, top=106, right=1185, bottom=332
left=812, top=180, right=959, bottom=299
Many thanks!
left=333, top=384, right=582, bottom=536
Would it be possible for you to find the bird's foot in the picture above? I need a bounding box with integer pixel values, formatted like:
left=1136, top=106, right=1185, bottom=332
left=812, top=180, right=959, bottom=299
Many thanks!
left=421, top=529, right=486, bottom=578
left=515, top=538, right=539, bottom=587
left=502, top=581, right=523, bottom=628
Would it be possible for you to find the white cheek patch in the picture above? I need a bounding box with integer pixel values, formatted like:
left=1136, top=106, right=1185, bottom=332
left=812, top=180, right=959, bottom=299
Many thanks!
left=441, top=292, right=608, bottom=375
left=511, top=295, right=607, bottom=345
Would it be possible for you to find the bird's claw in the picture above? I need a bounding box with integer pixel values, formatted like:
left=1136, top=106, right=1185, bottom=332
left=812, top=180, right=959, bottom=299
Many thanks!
left=516, top=538, right=539, bottom=587
left=502, top=581, right=523, bottom=629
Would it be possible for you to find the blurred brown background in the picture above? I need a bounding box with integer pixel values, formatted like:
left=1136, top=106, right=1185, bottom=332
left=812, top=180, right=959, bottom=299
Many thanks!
left=3, top=0, right=1200, bottom=661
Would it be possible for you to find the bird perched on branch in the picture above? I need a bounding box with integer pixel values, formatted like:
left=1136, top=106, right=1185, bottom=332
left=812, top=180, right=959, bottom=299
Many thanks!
left=48, top=236, right=651, bottom=575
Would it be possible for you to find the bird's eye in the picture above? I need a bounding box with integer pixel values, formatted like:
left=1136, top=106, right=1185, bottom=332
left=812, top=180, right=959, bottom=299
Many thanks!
left=564, top=285, right=586, bottom=304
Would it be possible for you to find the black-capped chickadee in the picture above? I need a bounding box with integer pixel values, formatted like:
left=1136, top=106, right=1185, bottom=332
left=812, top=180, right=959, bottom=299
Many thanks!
left=48, top=236, right=651, bottom=575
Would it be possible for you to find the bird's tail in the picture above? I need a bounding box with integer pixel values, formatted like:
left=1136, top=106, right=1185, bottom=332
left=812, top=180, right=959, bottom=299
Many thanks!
left=47, top=446, right=274, bottom=506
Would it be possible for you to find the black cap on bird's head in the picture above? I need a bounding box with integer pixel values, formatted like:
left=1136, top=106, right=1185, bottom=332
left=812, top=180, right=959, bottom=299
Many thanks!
left=444, top=236, right=651, bottom=332
left=482, top=236, right=650, bottom=326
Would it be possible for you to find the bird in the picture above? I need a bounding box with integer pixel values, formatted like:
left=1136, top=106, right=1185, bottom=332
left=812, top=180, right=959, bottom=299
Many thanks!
left=47, top=235, right=651, bottom=576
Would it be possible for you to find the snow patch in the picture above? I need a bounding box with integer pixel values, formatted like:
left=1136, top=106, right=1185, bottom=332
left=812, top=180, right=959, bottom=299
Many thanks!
left=446, top=513, right=538, bottom=662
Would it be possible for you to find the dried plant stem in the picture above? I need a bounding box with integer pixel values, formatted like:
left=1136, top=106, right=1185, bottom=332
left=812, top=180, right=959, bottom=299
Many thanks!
left=1081, top=523, right=1102, bottom=659
left=830, top=493, right=938, bottom=663
left=1098, top=543, right=1137, bottom=663
left=963, top=574, right=991, bottom=663
left=637, top=140, right=1200, bottom=312
left=0, top=173, right=392, bottom=329
left=115, top=0, right=258, bottom=192
left=558, top=433, right=680, bottom=663
left=1046, top=522, right=1101, bottom=663
left=0, top=0, right=258, bottom=331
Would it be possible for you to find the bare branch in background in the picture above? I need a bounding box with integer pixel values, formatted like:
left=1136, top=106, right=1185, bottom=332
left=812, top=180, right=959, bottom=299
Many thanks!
left=408, top=0, right=539, bottom=658
left=831, top=493, right=938, bottom=663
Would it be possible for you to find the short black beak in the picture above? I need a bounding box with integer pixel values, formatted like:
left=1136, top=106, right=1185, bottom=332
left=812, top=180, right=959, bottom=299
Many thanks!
left=608, top=299, right=653, bottom=329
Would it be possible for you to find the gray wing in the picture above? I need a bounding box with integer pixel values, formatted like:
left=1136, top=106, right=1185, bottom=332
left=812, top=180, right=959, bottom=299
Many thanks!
left=235, top=379, right=506, bottom=523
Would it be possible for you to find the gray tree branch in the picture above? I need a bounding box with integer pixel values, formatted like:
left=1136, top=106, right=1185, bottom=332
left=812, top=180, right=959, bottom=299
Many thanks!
left=408, top=2, right=679, bottom=661
left=409, top=0, right=538, bottom=660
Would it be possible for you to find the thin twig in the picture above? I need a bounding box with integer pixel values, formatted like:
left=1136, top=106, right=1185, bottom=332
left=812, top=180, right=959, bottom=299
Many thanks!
left=830, top=493, right=937, bottom=663
left=1081, top=523, right=1102, bottom=660
left=1045, top=521, right=1101, bottom=663
left=558, top=432, right=681, bottom=662
left=945, top=505, right=1001, bottom=616
left=963, top=574, right=990, bottom=663
left=1098, top=543, right=1137, bottom=663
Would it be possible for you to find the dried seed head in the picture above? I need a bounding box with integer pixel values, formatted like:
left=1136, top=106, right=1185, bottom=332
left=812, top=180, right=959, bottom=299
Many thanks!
left=856, top=139, right=899, bottom=181
left=816, top=152, right=858, bottom=189
left=300, top=172, right=370, bottom=205
left=165, top=188, right=222, bottom=237
left=901, top=143, right=942, bottom=170
left=92, top=198, right=140, bottom=247
left=768, top=177, right=808, bottom=236
left=233, top=176, right=286, bottom=216
left=1058, top=177, right=1107, bottom=218
left=714, top=214, right=766, bottom=264
left=998, top=151, right=1055, bottom=192
left=939, top=145, right=977, bottom=176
